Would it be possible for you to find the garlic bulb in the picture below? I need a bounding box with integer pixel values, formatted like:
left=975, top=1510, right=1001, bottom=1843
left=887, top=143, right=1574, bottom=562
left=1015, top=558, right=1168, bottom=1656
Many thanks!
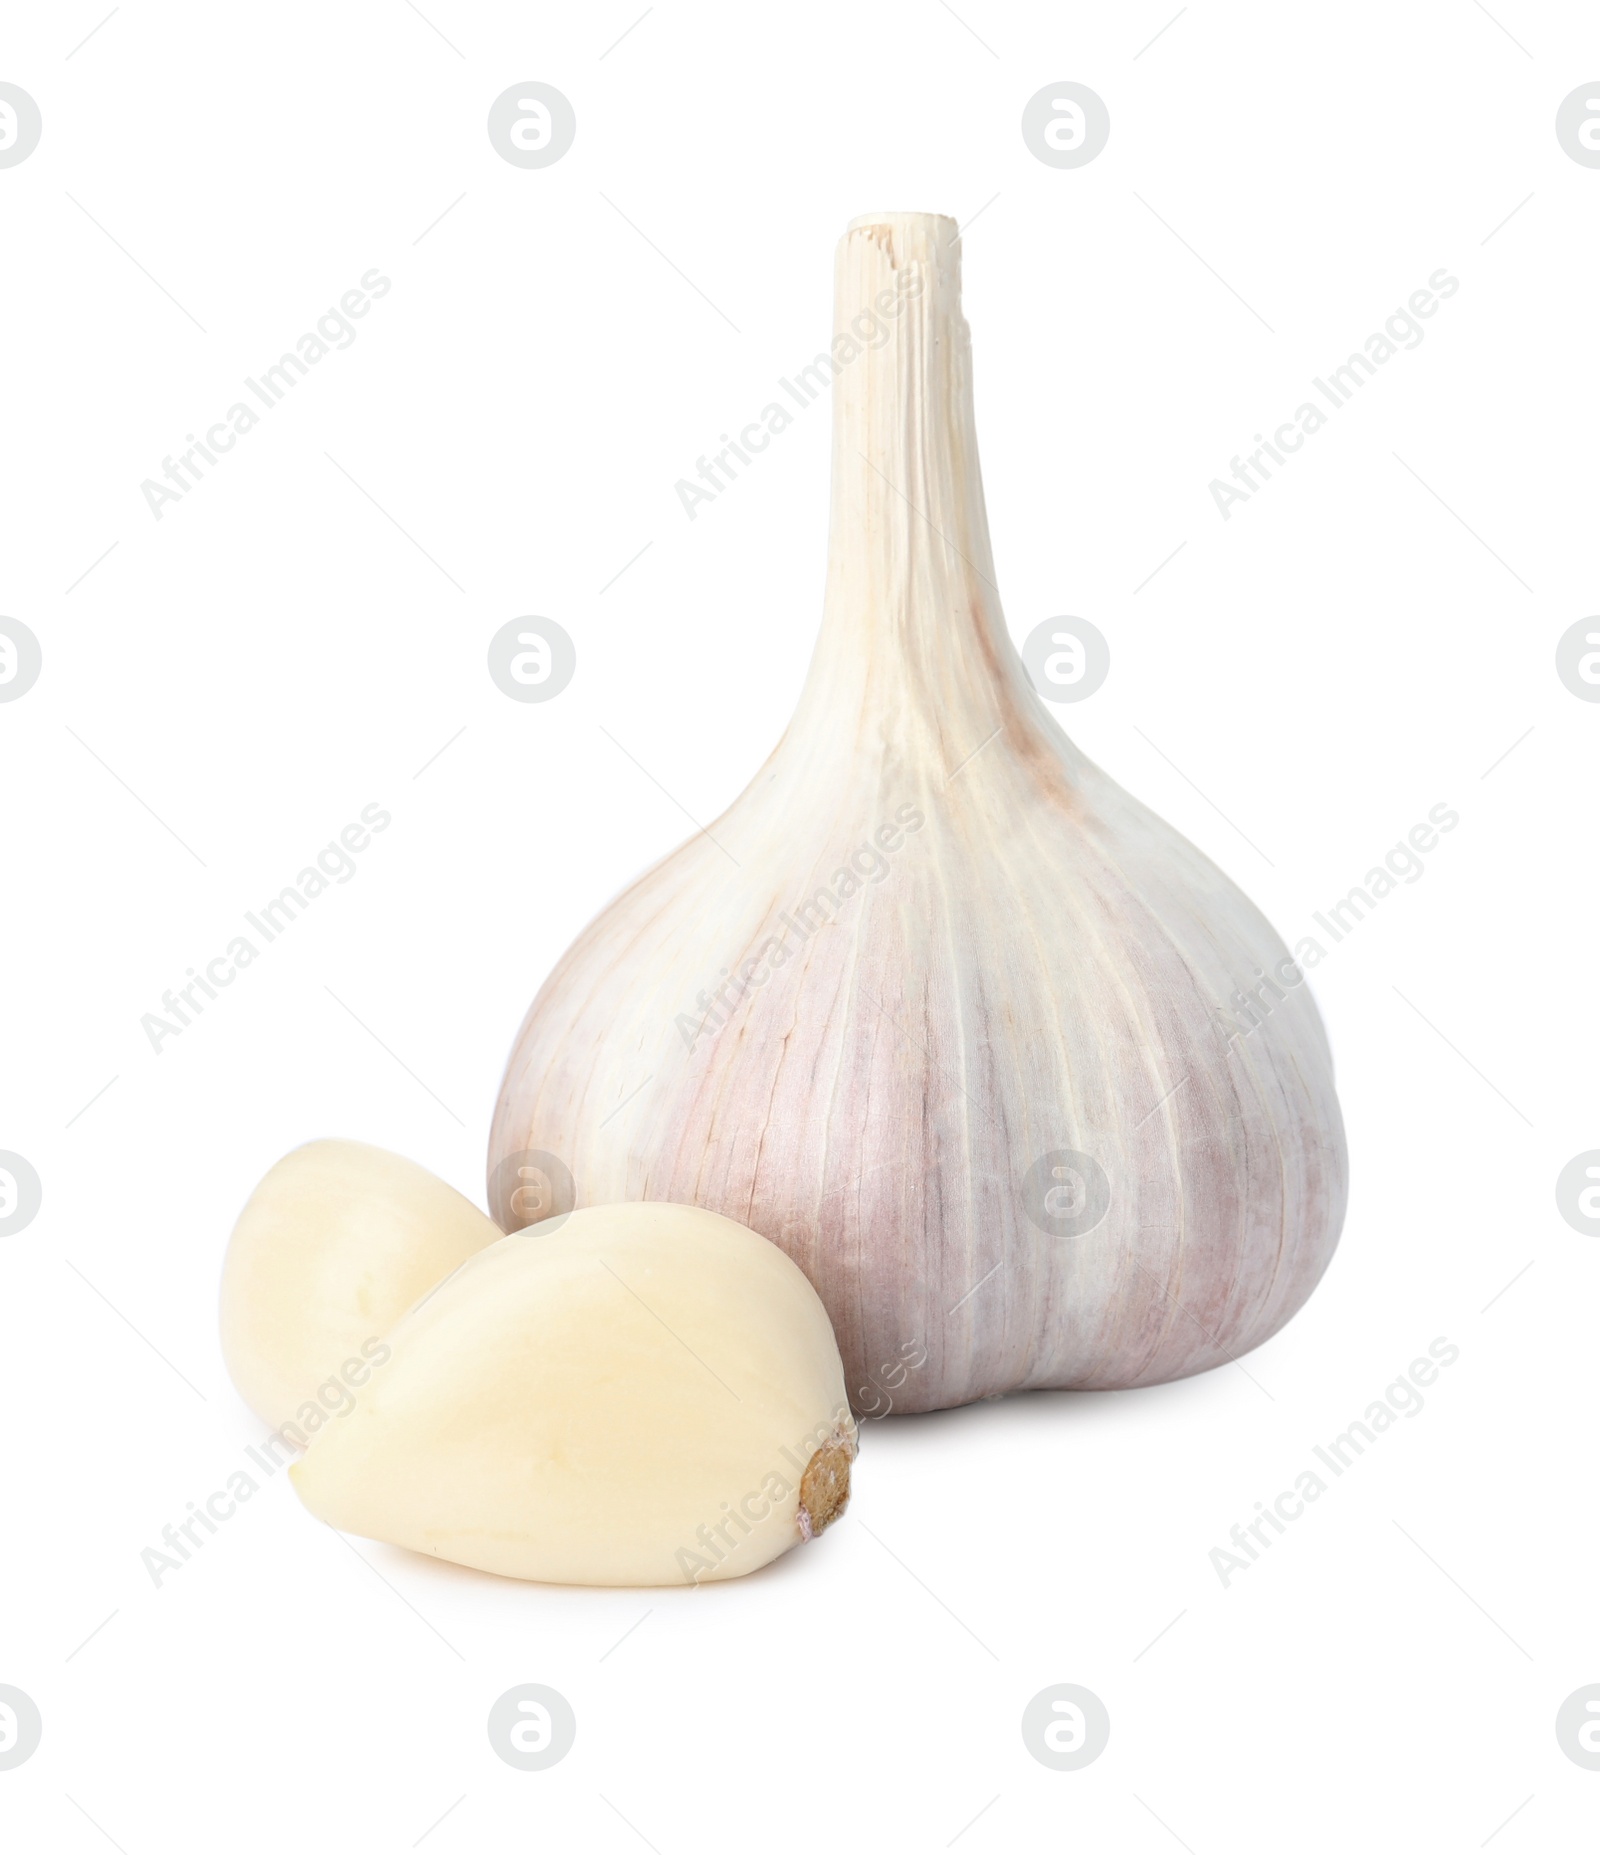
left=220, top=1140, right=501, bottom=1432
left=290, top=1203, right=856, bottom=1585
left=490, top=212, right=1346, bottom=1415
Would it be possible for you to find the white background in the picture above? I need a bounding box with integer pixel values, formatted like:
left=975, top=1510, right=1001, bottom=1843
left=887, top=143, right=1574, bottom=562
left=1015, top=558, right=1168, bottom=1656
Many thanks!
left=2, top=1, right=1597, bottom=1848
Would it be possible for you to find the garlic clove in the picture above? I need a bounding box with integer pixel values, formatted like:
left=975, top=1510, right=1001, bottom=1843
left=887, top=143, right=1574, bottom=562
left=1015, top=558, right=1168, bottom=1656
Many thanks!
left=220, top=1139, right=501, bottom=1432
left=289, top=1202, right=857, bottom=1586
left=488, top=213, right=1346, bottom=1415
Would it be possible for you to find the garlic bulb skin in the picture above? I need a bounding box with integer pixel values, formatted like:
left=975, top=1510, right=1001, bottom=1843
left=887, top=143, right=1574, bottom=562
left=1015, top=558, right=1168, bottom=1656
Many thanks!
left=289, top=1203, right=856, bottom=1586
left=490, top=212, right=1346, bottom=1415
left=220, top=1140, right=501, bottom=1431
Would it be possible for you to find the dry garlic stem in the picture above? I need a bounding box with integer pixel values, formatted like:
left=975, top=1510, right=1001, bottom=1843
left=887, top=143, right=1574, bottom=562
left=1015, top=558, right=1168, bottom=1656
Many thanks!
left=489, top=212, right=1347, bottom=1414
left=290, top=1203, right=857, bottom=1586
left=219, top=1140, right=501, bottom=1432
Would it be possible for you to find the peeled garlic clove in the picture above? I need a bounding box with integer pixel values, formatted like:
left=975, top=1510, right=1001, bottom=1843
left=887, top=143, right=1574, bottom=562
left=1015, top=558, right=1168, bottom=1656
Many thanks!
left=489, top=212, right=1347, bottom=1416
left=220, top=1139, right=501, bottom=1432
left=289, top=1202, right=856, bottom=1586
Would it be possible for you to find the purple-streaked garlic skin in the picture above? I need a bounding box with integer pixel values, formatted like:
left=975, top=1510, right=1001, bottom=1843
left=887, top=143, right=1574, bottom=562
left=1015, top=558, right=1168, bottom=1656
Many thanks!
left=490, top=214, right=1346, bottom=1415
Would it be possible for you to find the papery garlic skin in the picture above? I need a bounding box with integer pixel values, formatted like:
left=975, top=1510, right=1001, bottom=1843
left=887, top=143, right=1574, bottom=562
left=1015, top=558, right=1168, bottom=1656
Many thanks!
left=220, top=1140, right=501, bottom=1431
left=490, top=213, right=1346, bottom=1415
left=289, top=1203, right=856, bottom=1586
